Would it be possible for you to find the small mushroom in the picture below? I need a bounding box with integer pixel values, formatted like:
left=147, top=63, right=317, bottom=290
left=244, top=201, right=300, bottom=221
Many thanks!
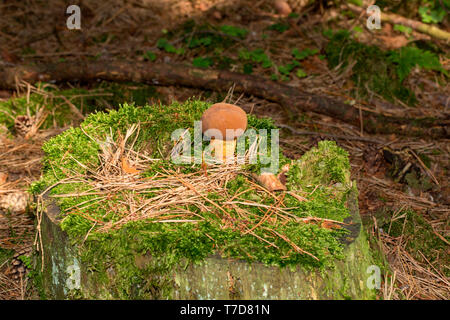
left=201, top=103, right=247, bottom=162
left=274, top=0, right=292, bottom=17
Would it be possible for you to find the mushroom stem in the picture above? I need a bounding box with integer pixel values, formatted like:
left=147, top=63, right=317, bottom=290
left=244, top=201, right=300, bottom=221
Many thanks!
left=209, top=138, right=236, bottom=162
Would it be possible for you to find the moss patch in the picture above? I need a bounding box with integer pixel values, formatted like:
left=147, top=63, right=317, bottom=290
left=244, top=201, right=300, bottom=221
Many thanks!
left=325, top=30, right=446, bottom=105
left=382, top=210, right=449, bottom=277
left=0, top=82, right=160, bottom=135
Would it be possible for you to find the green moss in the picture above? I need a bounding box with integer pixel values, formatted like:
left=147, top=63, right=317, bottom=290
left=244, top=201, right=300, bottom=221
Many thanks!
left=36, top=101, right=358, bottom=298
left=382, top=210, right=449, bottom=276
left=0, top=91, right=73, bottom=131
left=0, top=83, right=161, bottom=135
left=0, top=248, right=14, bottom=266
left=287, top=140, right=351, bottom=188
left=325, top=30, right=446, bottom=105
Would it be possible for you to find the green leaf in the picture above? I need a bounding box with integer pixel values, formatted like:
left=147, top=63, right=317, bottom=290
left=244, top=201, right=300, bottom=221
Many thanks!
left=393, top=24, right=412, bottom=34
left=156, top=38, right=169, bottom=49
left=388, top=46, right=445, bottom=82
left=278, top=60, right=300, bottom=76
left=243, top=63, right=253, bottom=74
left=143, top=51, right=156, bottom=61
left=156, top=38, right=184, bottom=55
left=192, top=57, right=213, bottom=68
left=188, top=36, right=213, bottom=48
left=347, top=0, right=363, bottom=5
left=322, top=29, right=334, bottom=39
left=418, top=6, right=446, bottom=24
left=239, top=48, right=272, bottom=68
left=238, top=48, right=251, bottom=60
left=268, top=22, right=290, bottom=33
left=250, top=48, right=266, bottom=62
left=292, top=48, right=319, bottom=60
left=219, top=25, right=248, bottom=38
left=352, top=26, right=364, bottom=34
left=296, top=69, right=307, bottom=78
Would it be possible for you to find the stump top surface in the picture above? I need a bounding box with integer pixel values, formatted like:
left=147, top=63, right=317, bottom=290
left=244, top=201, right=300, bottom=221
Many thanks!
left=38, top=102, right=358, bottom=271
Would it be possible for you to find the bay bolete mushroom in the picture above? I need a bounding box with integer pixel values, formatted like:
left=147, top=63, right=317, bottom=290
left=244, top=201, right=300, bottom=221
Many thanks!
left=201, top=103, right=247, bottom=162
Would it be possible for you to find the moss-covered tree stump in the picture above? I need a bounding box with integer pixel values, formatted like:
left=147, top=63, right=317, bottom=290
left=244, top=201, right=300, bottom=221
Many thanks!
left=34, top=101, right=377, bottom=299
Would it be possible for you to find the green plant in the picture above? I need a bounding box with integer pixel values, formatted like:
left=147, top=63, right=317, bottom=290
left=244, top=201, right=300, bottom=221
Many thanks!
left=387, top=46, right=446, bottom=82
left=243, top=63, right=253, bottom=74
left=268, top=22, right=290, bottom=33
left=143, top=51, right=157, bottom=61
left=393, top=24, right=412, bottom=35
left=187, top=36, right=213, bottom=48
left=325, top=30, right=446, bottom=105
left=352, top=26, right=364, bottom=36
left=156, top=38, right=185, bottom=55
left=192, top=57, right=214, bottom=68
left=19, top=255, right=33, bottom=269
left=292, top=48, right=319, bottom=60
left=238, top=48, right=273, bottom=68
left=382, top=210, right=449, bottom=276
left=278, top=60, right=309, bottom=80
left=347, top=0, right=363, bottom=6
left=296, top=68, right=307, bottom=78
left=278, top=60, right=300, bottom=78
left=418, top=0, right=448, bottom=24
left=219, top=25, right=248, bottom=38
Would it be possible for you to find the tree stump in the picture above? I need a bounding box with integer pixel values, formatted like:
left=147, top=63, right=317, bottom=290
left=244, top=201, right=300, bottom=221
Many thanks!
left=35, top=102, right=377, bottom=300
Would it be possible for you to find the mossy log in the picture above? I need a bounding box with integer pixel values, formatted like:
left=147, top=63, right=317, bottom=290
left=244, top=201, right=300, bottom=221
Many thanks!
left=39, top=187, right=376, bottom=300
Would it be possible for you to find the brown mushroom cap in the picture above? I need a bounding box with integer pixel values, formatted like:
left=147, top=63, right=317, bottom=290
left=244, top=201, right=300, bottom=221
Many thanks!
left=201, top=103, right=247, bottom=141
left=274, top=0, right=292, bottom=16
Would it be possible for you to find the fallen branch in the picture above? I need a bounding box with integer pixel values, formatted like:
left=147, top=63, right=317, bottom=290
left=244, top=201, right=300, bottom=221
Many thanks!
left=347, top=3, right=450, bottom=41
left=0, top=60, right=448, bottom=138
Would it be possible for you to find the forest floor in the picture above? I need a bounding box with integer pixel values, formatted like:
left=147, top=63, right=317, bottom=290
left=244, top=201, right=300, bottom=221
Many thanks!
left=0, top=0, right=449, bottom=299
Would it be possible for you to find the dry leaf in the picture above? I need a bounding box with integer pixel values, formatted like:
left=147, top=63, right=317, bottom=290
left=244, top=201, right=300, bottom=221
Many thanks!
left=378, top=35, right=409, bottom=50
left=212, top=10, right=222, bottom=20
left=121, top=157, right=140, bottom=174
left=0, top=172, right=7, bottom=185
left=382, top=23, right=392, bottom=35
left=254, top=172, right=286, bottom=192
left=277, top=163, right=290, bottom=185
left=321, top=221, right=341, bottom=230
left=278, top=171, right=287, bottom=185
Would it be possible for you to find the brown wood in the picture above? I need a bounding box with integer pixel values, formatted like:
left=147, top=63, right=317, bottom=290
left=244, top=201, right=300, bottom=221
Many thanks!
left=0, top=60, right=448, bottom=138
